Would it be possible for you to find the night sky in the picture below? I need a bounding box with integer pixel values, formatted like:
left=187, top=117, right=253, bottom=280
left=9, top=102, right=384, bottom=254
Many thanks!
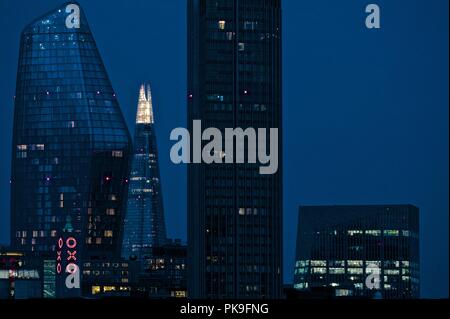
left=0, top=0, right=448, bottom=298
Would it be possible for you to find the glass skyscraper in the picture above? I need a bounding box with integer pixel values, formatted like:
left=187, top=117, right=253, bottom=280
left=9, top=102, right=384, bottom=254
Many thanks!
left=10, top=3, right=131, bottom=297
left=121, top=84, right=167, bottom=261
left=294, top=205, right=420, bottom=299
left=187, top=0, right=283, bottom=298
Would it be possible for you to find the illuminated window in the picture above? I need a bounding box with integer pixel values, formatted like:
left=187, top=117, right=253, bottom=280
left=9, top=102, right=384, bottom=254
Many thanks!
left=329, top=260, right=345, bottom=267
left=311, top=260, right=326, bottom=267
left=384, top=230, right=399, bottom=236
left=354, top=283, right=364, bottom=289
left=106, top=209, right=115, bottom=216
left=104, top=230, right=113, bottom=237
left=103, top=286, right=116, bottom=292
left=112, top=151, right=123, bottom=158
left=329, top=268, right=345, bottom=275
left=311, top=267, right=326, bottom=274
left=218, top=20, right=226, bottom=30
left=336, top=289, right=353, bottom=297
left=17, top=144, right=27, bottom=150
left=174, top=291, right=186, bottom=298
left=365, top=230, right=381, bottom=236
left=238, top=43, right=245, bottom=51
left=347, top=260, right=363, bottom=267
left=239, top=208, right=245, bottom=215
left=347, top=230, right=364, bottom=236
left=347, top=268, right=363, bottom=274
left=366, top=261, right=381, bottom=267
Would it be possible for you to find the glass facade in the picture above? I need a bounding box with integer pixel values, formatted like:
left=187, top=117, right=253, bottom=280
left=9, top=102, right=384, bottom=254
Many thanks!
left=188, top=0, right=282, bottom=298
left=121, top=84, right=167, bottom=260
left=294, top=205, right=420, bottom=299
left=10, top=3, right=131, bottom=297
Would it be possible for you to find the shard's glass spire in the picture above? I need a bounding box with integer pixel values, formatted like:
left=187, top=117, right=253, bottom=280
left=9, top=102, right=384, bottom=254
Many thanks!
left=121, top=84, right=167, bottom=260
left=136, top=84, right=154, bottom=124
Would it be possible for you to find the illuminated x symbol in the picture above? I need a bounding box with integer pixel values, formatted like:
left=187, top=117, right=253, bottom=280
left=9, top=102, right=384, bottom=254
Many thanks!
left=67, top=250, right=77, bottom=261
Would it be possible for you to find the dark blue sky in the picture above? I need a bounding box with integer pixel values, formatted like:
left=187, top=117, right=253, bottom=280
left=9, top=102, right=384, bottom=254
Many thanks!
left=0, top=0, right=448, bottom=298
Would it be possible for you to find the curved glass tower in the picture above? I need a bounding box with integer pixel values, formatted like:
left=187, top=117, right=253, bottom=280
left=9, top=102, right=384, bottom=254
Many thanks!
left=121, top=84, right=167, bottom=261
left=10, top=3, right=131, bottom=297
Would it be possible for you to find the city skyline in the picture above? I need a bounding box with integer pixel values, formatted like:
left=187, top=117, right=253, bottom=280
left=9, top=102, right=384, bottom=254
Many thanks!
left=0, top=0, right=448, bottom=299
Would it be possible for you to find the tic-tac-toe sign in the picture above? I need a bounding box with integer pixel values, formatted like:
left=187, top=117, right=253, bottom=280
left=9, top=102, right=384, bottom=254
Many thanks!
left=56, top=237, right=80, bottom=290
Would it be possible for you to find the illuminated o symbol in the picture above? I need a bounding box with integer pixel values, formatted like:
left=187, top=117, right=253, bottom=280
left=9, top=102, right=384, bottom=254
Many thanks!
left=57, top=263, right=62, bottom=274
left=58, top=237, right=64, bottom=249
left=66, top=237, right=77, bottom=249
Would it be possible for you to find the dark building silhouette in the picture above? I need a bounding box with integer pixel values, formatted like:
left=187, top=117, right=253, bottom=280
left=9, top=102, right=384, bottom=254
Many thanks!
left=187, top=0, right=283, bottom=298
left=121, top=84, right=167, bottom=261
left=294, top=205, right=420, bottom=299
left=136, top=239, right=187, bottom=298
left=0, top=247, right=42, bottom=299
left=81, top=259, right=139, bottom=298
left=10, top=3, right=131, bottom=297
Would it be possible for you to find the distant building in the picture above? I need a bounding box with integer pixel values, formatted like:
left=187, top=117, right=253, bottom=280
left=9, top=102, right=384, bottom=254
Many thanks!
left=10, top=3, right=131, bottom=297
left=81, top=259, right=139, bottom=298
left=136, top=239, right=187, bottom=298
left=121, top=84, right=167, bottom=261
left=294, top=205, right=420, bottom=299
left=0, top=248, right=42, bottom=299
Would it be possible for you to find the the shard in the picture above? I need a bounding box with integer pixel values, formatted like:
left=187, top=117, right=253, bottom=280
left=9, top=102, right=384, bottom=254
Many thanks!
left=121, top=84, right=167, bottom=261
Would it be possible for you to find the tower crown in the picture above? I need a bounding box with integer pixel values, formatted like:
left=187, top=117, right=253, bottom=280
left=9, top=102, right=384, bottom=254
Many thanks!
left=136, top=83, right=154, bottom=124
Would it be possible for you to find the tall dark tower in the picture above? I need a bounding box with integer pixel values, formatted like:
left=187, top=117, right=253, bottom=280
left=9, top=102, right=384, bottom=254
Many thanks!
left=187, top=0, right=282, bottom=298
left=121, top=84, right=167, bottom=261
left=10, top=3, right=131, bottom=297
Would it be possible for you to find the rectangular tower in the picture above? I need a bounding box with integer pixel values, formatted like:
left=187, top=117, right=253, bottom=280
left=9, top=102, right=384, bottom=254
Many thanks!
left=294, top=205, right=420, bottom=299
left=188, top=0, right=283, bottom=298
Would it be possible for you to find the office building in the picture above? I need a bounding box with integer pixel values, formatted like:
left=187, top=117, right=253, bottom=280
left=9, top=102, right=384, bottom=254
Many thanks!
left=137, top=239, right=187, bottom=298
left=294, top=205, right=420, bottom=299
left=0, top=247, right=42, bottom=299
left=187, top=0, right=283, bottom=298
left=121, top=84, right=167, bottom=261
left=10, top=3, right=131, bottom=297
